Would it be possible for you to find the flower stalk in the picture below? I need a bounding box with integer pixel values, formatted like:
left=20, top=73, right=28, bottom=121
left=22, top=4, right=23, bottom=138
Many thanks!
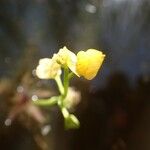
left=55, top=75, right=64, bottom=95
left=63, top=67, right=69, bottom=98
left=33, top=96, right=58, bottom=106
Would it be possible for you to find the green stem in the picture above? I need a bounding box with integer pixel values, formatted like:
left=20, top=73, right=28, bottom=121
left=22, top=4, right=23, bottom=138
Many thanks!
left=55, top=75, right=64, bottom=95
left=63, top=67, right=69, bottom=98
left=61, top=107, right=69, bottom=118
left=68, top=72, right=74, bottom=79
left=33, top=96, right=58, bottom=106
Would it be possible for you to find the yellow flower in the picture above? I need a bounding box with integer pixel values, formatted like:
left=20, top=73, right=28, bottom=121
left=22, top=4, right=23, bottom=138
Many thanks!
left=52, top=47, right=105, bottom=80
left=36, top=58, right=61, bottom=79
left=76, top=49, right=105, bottom=80
left=52, top=46, right=79, bottom=76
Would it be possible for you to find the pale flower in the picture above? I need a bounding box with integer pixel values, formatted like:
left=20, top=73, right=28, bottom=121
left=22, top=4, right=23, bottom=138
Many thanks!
left=36, top=58, right=61, bottom=79
left=52, top=46, right=79, bottom=76
left=76, top=49, right=105, bottom=80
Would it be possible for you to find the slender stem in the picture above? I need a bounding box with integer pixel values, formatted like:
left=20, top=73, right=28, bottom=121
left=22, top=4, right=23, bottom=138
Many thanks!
left=57, top=95, right=63, bottom=107
left=63, top=67, right=69, bottom=98
left=68, top=72, right=74, bottom=79
left=61, top=107, right=69, bottom=118
left=33, top=96, right=58, bottom=106
left=55, top=75, right=64, bottom=95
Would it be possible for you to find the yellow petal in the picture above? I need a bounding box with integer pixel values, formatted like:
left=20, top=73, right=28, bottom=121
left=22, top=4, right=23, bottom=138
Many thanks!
left=76, top=49, right=105, bottom=80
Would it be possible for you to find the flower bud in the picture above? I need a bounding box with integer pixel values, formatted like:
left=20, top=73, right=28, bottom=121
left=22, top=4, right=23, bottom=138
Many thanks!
left=64, top=114, right=80, bottom=129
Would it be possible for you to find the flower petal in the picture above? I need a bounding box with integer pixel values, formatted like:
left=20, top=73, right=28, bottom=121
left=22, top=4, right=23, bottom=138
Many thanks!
left=36, top=58, right=61, bottom=79
left=76, top=49, right=105, bottom=80
left=53, top=46, right=79, bottom=76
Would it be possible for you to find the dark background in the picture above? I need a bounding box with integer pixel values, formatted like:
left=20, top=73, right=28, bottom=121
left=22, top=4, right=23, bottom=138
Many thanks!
left=0, top=0, right=150, bottom=150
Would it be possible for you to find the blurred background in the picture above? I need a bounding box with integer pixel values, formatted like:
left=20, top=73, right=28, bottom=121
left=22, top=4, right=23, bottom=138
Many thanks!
left=0, top=0, right=150, bottom=150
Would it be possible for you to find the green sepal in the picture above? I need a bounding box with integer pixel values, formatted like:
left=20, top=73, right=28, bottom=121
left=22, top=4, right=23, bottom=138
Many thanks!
left=64, top=114, right=80, bottom=129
